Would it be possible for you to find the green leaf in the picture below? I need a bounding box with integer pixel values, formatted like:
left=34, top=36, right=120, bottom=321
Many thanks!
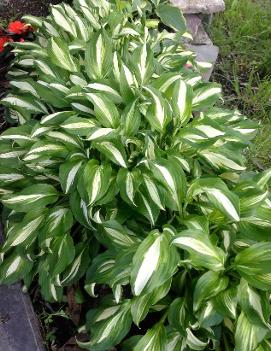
left=41, top=206, right=73, bottom=239
left=48, top=37, right=78, bottom=72
left=156, top=3, right=186, bottom=33
left=141, top=172, right=165, bottom=211
left=0, top=168, right=25, bottom=185
left=78, top=160, right=112, bottom=206
left=121, top=100, right=141, bottom=136
left=235, top=242, right=271, bottom=276
left=213, top=287, right=237, bottom=319
left=117, top=168, right=141, bottom=206
left=168, top=297, right=187, bottom=334
left=9, top=79, right=39, bottom=97
left=120, top=61, right=137, bottom=103
left=85, top=93, right=120, bottom=128
left=86, top=82, right=122, bottom=104
left=0, top=251, right=33, bottom=285
left=165, top=330, right=183, bottom=351
left=188, top=177, right=240, bottom=222
left=3, top=210, right=45, bottom=249
left=69, top=191, right=93, bottom=228
left=1, top=94, right=47, bottom=114
left=193, top=271, right=229, bottom=311
left=192, top=83, right=222, bottom=110
left=172, top=78, right=193, bottom=126
left=85, top=30, right=112, bottom=80
left=199, top=149, right=246, bottom=171
left=61, top=244, right=90, bottom=285
left=78, top=301, right=132, bottom=351
left=85, top=251, right=115, bottom=288
left=238, top=279, right=271, bottom=328
left=142, top=86, right=171, bottom=132
left=98, top=220, right=141, bottom=249
left=172, top=229, right=226, bottom=271
left=197, top=301, right=223, bottom=329
left=41, top=111, right=77, bottom=125
left=134, top=323, right=167, bottom=351
left=59, top=159, right=85, bottom=194
left=46, top=131, right=82, bottom=148
left=131, top=42, right=154, bottom=85
left=51, top=5, right=77, bottom=37
left=22, top=14, right=43, bottom=28
left=135, top=191, right=160, bottom=226
left=93, top=140, right=128, bottom=168
left=86, top=127, right=115, bottom=141
left=185, top=328, right=208, bottom=350
left=131, top=279, right=171, bottom=326
left=74, top=14, right=91, bottom=42
left=131, top=230, right=179, bottom=296
left=235, top=312, right=268, bottom=351
left=39, top=264, right=63, bottom=302
left=52, top=234, right=75, bottom=276
left=60, top=116, right=96, bottom=136
left=78, top=2, right=100, bottom=30
left=149, top=157, right=186, bottom=211
left=23, top=141, right=68, bottom=161
left=2, top=184, right=59, bottom=212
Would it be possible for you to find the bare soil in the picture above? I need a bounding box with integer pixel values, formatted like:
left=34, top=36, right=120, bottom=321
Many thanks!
left=0, top=0, right=72, bottom=19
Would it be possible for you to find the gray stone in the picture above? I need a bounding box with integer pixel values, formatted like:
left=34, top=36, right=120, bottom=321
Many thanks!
left=185, top=15, right=212, bottom=45
left=170, top=0, right=225, bottom=14
left=0, top=283, right=46, bottom=351
left=0, top=224, right=45, bottom=351
left=185, top=43, right=219, bottom=81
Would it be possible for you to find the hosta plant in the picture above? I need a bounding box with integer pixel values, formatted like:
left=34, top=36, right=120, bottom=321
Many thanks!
left=1, top=0, right=271, bottom=350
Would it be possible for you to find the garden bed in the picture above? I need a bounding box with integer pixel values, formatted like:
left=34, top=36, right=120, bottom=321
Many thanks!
left=1, top=1, right=271, bottom=351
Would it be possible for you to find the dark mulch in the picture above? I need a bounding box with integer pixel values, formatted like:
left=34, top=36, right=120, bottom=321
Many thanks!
left=0, top=0, right=72, bottom=19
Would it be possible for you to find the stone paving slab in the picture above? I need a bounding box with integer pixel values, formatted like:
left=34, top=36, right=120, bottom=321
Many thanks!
left=0, top=283, right=46, bottom=351
left=185, top=15, right=212, bottom=45
left=186, top=43, right=219, bottom=81
left=0, top=223, right=45, bottom=351
left=171, top=0, right=225, bottom=14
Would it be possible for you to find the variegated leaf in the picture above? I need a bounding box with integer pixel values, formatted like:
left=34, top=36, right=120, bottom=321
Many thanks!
left=86, top=93, right=120, bottom=128
left=117, top=168, right=141, bottom=206
left=131, top=230, right=179, bottom=296
left=85, top=30, right=112, bottom=79
left=78, top=301, right=132, bottom=351
left=77, top=159, right=112, bottom=205
left=93, top=140, right=127, bottom=168
left=2, top=184, right=59, bottom=212
left=172, top=229, right=226, bottom=271
left=59, top=159, right=85, bottom=194
left=48, top=37, right=78, bottom=72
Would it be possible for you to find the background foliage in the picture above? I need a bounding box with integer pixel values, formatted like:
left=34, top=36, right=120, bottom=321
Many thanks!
left=211, top=0, right=271, bottom=169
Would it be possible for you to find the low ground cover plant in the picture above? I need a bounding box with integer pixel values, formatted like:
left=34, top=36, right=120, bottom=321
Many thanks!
left=0, top=0, right=271, bottom=350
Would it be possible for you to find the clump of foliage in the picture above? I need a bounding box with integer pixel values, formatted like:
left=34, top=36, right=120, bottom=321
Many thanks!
left=0, top=1, right=271, bottom=350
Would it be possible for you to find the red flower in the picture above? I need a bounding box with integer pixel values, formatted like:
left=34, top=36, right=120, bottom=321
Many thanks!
left=0, top=37, right=10, bottom=53
left=185, top=63, right=193, bottom=69
left=7, top=21, right=31, bottom=35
